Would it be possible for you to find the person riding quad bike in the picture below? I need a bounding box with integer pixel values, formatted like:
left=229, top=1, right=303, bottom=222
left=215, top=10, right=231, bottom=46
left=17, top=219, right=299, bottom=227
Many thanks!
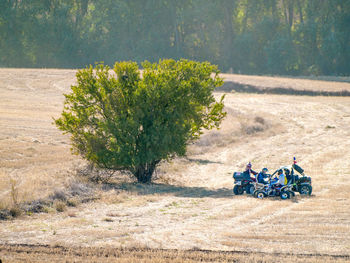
left=232, top=162, right=257, bottom=195
left=269, top=169, right=286, bottom=194
left=257, top=168, right=269, bottom=184
left=245, top=162, right=258, bottom=177
left=275, top=169, right=287, bottom=185
left=252, top=168, right=270, bottom=195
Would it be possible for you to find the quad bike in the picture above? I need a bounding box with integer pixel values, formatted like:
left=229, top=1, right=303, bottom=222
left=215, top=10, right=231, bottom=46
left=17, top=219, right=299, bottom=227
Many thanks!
left=232, top=171, right=256, bottom=195
left=253, top=179, right=295, bottom=200
left=271, top=163, right=312, bottom=195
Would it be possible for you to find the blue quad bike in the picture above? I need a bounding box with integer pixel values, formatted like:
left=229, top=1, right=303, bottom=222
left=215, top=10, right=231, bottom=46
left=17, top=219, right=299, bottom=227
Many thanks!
left=253, top=180, right=295, bottom=200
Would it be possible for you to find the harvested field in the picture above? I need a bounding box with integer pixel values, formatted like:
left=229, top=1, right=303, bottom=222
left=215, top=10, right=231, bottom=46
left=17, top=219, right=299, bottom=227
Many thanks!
left=1, top=68, right=350, bottom=262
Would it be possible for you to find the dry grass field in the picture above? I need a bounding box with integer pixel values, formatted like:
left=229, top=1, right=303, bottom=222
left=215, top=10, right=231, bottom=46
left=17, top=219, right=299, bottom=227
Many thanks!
left=1, top=68, right=350, bottom=262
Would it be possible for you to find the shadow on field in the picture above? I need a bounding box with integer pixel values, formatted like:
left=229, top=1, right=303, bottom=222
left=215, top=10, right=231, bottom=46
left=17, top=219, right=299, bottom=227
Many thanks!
left=186, top=158, right=223, bottom=165
left=217, top=81, right=350, bottom=96
left=104, top=182, right=233, bottom=198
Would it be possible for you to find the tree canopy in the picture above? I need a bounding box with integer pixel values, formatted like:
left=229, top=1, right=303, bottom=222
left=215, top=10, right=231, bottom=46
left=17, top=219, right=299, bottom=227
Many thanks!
left=55, top=59, right=226, bottom=183
left=1, top=0, right=349, bottom=75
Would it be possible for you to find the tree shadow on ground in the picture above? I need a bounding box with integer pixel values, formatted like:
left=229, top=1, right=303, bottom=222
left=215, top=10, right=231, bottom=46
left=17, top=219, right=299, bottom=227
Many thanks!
left=217, top=81, right=350, bottom=96
left=103, top=182, right=233, bottom=199
left=186, top=158, right=223, bottom=165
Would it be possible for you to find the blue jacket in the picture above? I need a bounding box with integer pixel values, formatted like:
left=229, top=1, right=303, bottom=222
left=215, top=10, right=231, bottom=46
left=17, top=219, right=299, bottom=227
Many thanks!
left=257, top=172, right=268, bottom=184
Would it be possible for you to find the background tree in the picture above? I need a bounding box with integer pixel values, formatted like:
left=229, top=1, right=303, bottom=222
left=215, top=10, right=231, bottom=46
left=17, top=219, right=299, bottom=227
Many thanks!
left=55, top=59, right=226, bottom=183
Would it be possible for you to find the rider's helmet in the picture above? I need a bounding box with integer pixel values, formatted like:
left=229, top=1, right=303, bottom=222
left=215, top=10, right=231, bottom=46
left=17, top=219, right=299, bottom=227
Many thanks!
left=262, top=168, right=268, bottom=174
left=246, top=162, right=252, bottom=169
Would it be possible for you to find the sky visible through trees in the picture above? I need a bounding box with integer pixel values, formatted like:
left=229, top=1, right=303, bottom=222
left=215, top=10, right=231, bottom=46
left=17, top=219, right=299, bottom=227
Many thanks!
left=0, top=0, right=349, bottom=75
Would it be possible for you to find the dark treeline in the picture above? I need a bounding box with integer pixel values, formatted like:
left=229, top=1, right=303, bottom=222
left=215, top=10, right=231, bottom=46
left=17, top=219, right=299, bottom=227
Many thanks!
left=1, top=0, right=349, bottom=75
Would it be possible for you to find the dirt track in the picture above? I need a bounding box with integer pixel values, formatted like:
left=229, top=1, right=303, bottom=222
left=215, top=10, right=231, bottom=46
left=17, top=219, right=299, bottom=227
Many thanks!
left=1, top=69, right=350, bottom=261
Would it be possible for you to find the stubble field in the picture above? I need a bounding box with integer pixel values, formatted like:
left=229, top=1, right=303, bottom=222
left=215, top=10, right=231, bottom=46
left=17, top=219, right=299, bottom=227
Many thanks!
left=1, top=68, right=350, bottom=262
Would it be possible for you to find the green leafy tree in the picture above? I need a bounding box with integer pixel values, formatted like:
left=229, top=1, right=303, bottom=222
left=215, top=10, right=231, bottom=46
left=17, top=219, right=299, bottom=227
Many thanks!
left=55, top=59, right=226, bottom=183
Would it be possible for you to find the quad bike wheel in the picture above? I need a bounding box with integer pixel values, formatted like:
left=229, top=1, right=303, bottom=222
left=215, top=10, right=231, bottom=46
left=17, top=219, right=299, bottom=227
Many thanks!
left=280, top=190, right=290, bottom=200
left=233, top=185, right=244, bottom=195
left=255, top=191, right=265, bottom=199
left=246, top=185, right=255, bottom=195
left=299, top=184, right=312, bottom=195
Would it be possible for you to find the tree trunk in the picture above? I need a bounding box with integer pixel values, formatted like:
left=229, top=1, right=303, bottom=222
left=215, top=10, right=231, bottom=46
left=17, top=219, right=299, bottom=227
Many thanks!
left=222, top=0, right=236, bottom=70
left=171, top=2, right=183, bottom=59
left=242, top=4, right=249, bottom=33
left=133, top=161, right=159, bottom=183
left=283, top=0, right=294, bottom=31
left=297, top=0, right=304, bottom=24
left=271, top=0, right=278, bottom=23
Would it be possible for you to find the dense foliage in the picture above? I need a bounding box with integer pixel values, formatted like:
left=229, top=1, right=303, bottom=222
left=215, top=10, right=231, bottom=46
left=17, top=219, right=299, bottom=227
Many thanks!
left=55, top=59, right=226, bottom=182
left=1, top=0, right=349, bottom=75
